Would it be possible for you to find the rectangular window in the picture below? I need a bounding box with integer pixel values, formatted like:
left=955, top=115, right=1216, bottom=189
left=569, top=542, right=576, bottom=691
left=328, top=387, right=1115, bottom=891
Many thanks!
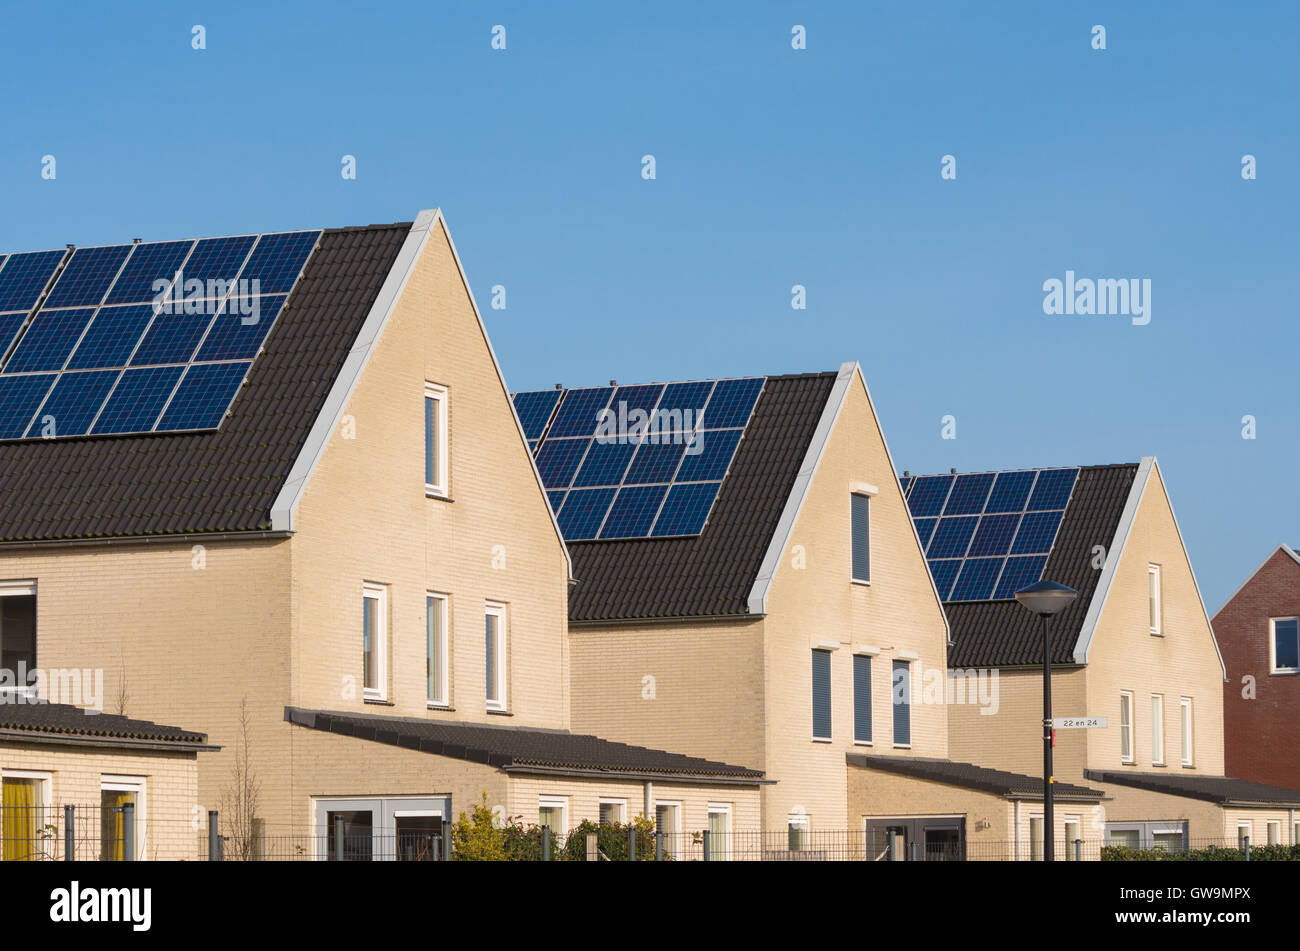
left=537, top=797, right=566, bottom=834
left=1152, top=830, right=1185, bottom=853
left=853, top=653, right=872, bottom=744
left=362, top=583, right=387, bottom=701
left=485, top=601, right=507, bottom=710
left=851, top=494, right=870, bottom=582
left=1271, top=617, right=1299, bottom=674
left=1029, top=816, right=1044, bottom=861
left=1151, top=694, right=1165, bottom=765
left=787, top=814, right=810, bottom=853
left=1267, top=820, right=1281, bottom=846
left=707, top=804, right=731, bottom=861
left=1063, top=818, right=1081, bottom=861
left=1237, top=821, right=1252, bottom=850
left=598, top=799, right=626, bottom=825
left=892, top=660, right=911, bottom=747
left=426, top=593, right=449, bottom=706
left=100, top=776, right=145, bottom=862
left=655, top=801, right=681, bottom=857
left=1180, top=697, right=1193, bottom=766
left=0, top=582, right=36, bottom=694
left=425, top=383, right=448, bottom=496
left=811, top=649, right=832, bottom=740
left=1, top=771, right=49, bottom=861
left=1120, top=691, right=1134, bottom=764
left=1148, top=564, right=1162, bottom=635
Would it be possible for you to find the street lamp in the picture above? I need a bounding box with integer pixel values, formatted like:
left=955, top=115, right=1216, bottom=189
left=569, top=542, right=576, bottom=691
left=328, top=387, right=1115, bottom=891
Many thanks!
left=1015, top=580, right=1077, bottom=862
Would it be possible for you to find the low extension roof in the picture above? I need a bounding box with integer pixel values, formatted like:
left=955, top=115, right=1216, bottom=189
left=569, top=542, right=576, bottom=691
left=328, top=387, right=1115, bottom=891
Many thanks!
left=1085, top=769, right=1300, bottom=808
left=0, top=702, right=213, bottom=752
left=849, top=753, right=1106, bottom=802
left=285, top=707, right=766, bottom=785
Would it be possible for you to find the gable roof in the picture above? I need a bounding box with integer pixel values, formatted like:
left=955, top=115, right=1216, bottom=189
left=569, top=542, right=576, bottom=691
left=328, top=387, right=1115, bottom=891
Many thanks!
left=563, top=370, right=839, bottom=621
left=1085, top=769, right=1300, bottom=807
left=849, top=753, right=1105, bottom=801
left=0, top=702, right=214, bottom=752
left=909, top=461, right=1142, bottom=668
left=285, top=707, right=765, bottom=784
left=0, top=222, right=410, bottom=543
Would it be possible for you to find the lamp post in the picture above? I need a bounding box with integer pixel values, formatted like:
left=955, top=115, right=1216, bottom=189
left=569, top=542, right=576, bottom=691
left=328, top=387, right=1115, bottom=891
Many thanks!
left=1015, top=580, right=1077, bottom=862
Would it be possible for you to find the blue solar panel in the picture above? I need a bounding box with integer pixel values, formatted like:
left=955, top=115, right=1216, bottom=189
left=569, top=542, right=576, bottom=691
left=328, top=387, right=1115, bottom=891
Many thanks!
left=994, top=555, right=1049, bottom=600
left=967, top=513, right=1021, bottom=557
left=557, top=487, right=617, bottom=540
left=1028, top=468, right=1078, bottom=510
left=572, top=437, right=637, bottom=488
left=91, top=365, right=184, bottom=434
left=913, top=517, right=937, bottom=549
left=701, top=378, right=763, bottom=429
left=651, top=481, right=720, bottom=536
left=0, top=250, right=65, bottom=312
left=0, top=375, right=57, bottom=438
left=1011, top=510, right=1065, bottom=555
left=26, top=370, right=119, bottom=437
left=609, top=383, right=665, bottom=426
left=656, top=380, right=712, bottom=434
left=623, top=438, right=686, bottom=484
left=900, top=476, right=914, bottom=498
left=600, top=484, right=668, bottom=538
left=0, top=313, right=29, bottom=357
left=907, top=475, right=952, bottom=517
left=547, top=387, right=615, bottom=438
left=928, top=516, right=977, bottom=558
left=3, top=308, right=96, bottom=373
left=155, top=361, right=251, bottom=431
left=985, top=470, right=1035, bottom=513
left=545, top=490, right=565, bottom=512
left=238, top=231, right=320, bottom=295
left=176, top=235, right=258, bottom=297
left=129, top=307, right=216, bottom=366
left=945, top=472, right=994, bottom=515
left=43, top=245, right=132, bottom=308
left=103, top=240, right=194, bottom=305
left=675, top=428, right=743, bottom=482
left=535, top=437, right=589, bottom=488
left=65, top=305, right=155, bottom=370
left=193, top=296, right=286, bottom=362
left=928, top=559, right=961, bottom=601
left=513, top=390, right=562, bottom=440
left=949, top=557, right=1003, bottom=601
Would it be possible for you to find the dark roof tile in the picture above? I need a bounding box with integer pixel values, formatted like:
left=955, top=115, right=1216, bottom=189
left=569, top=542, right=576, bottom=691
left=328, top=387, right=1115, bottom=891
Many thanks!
left=0, top=702, right=208, bottom=745
left=1085, top=769, right=1300, bottom=806
left=851, top=753, right=1105, bottom=800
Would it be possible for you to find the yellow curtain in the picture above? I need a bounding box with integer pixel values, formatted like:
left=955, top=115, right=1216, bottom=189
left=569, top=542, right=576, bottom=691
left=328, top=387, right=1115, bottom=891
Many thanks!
left=101, top=791, right=131, bottom=861
left=3, top=779, right=37, bottom=862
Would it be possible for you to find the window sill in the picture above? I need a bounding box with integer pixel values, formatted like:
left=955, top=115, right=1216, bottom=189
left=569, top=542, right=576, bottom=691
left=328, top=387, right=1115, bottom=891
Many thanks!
left=486, top=708, right=512, bottom=717
left=851, top=579, right=872, bottom=587
left=1149, top=631, right=1163, bottom=637
left=427, top=703, right=454, bottom=712
left=1181, top=763, right=1195, bottom=769
left=1270, top=669, right=1299, bottom=677
left=1151, top=762, right=1167, bottom=768
left=363, top=696, right=393, bottom=706
left=892, top=744, right=912, bottom=750
left=811, top=737, right=832, bottom=744
left=1120, top=760, right=1135, bottom=766
left=426, top=490, right=454, bottom=503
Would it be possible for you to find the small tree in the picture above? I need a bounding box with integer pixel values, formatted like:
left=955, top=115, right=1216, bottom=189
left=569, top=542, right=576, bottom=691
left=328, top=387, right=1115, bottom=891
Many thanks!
left=219, top=697, right=262, bottom=860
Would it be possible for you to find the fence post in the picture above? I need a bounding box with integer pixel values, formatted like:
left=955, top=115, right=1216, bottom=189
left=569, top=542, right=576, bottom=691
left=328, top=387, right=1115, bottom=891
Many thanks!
left=442, top=823, right=452, bottom=861
left=541, top=826, right=551, bottom=862
left=63, top=804, right=75, bottom=861
left=1244, top=836, right=1251, bottom=862
left=122, top=803, right=135, bottom=862
left=1074, top=838, right=1081, bottom=862
left=909, top=840, right=918, bottom=862
left=702, top=830, right=710, bottom=862
left=628, top=826, right=637, bottom=861
left=585, top=832, right=598, bottom=862
left=208, top=811, right=219, bottom=861
left=655, top=831, right=664, bottom=862
left=334, top=815, right=345, bottom=862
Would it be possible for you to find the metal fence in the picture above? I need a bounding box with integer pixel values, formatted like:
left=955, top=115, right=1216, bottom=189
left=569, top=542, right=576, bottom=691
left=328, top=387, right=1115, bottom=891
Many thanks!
left=1, top=802, right=146, bottom=861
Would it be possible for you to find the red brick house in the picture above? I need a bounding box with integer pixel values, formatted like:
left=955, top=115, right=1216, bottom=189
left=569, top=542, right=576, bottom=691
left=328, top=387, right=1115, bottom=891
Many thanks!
left=1214, top=544, right=1300, bottom=789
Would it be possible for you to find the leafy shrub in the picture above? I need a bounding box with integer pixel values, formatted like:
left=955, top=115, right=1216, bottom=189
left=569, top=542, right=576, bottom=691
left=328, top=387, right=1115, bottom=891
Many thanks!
left=1101, top=843, right=1300, bottom=862
left=556, top=816, right=659, bottom=861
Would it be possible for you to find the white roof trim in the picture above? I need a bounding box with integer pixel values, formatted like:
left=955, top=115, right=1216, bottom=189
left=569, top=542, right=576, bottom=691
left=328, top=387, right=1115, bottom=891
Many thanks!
left=1284, top=544, right=1300, bottom=568
left=1073, top=457, right=1151, bottom=665
left=268, top=209, right=573, bottom=580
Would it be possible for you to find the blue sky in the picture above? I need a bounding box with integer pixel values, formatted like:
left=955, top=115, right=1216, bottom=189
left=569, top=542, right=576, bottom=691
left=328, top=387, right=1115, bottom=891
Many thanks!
left=1, top=1, right=1295, bottom=610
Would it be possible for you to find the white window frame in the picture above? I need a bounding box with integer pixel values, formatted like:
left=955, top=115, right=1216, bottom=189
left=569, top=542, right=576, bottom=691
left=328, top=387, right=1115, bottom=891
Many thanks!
left=537, top=796, right=567, bottom=833
left=1267, top=820, right=1281, bottom=846
left=1119, top=690, right=1134, bottom=764
left=0, top=769, right=52, bottom=861
left=426, top=592, right=449, bottom=708
left=101, top=775, right=147, bottom=862
left=1028, top=814, right=1045, bottom=862
left=787, top=812, right=811, bottom=852
left=1180, top=696, right=1194, bottom=767
left=1237, top=820, right=1253, bottom=849
left=425, top=382, right=449, bottom=497
left=1150, top=693, right=1165, bottom=766
left=0, top=581, right=37, bottom=699
left=1063, top=816, right=1082, bottom=861
left=598, top=798, right=627, bottom=825
left=655, top=800, right=682, bottom=857
left=850, top=491, right=871, bottom=584
left=1147, top=564, right=1162, bottom=636
left=1269, top=617, right=1300, bottom=675
left=707, top=802, right=732, bottom=861
left=362, top=583, right=388, bottom=701
left=485, top=600, right=507, bottom=711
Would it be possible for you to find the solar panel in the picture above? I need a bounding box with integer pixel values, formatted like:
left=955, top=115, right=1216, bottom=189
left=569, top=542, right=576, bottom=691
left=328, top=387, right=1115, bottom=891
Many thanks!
left=91, top=365, right=184, bottom=435
left=515, top=376, right=764, bottom=540
left=175, top=235, right=258, bottom=296
left=3, top=308, right=96, bottom=373
left=0, top=375, right=57, bottom=438
left=193, top=295, right=286, bottom=362
left=910, top=467, right=1078, bottom=602
left=26, top=369, right=120, bottom=437
left=237, top=231, right=319, bottom=295
left=0, top=250, right=65, bottom=312
left=103, top=240, right=194, bottom=305
left=155, top=361, right=252, bottom=432
left=65, top=305, right=156, bottom=370
left=43, top=245, right=132, bottom=308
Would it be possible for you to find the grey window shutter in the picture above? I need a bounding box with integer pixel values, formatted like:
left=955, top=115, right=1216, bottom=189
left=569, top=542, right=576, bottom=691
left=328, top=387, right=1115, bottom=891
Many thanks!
left=812, top=649, right=831, bottom=739
left=851, top=494, right=870, bottom=581
left=892, top=660, right=911, bottom=745
left=853, top=654, right=872, bottom=743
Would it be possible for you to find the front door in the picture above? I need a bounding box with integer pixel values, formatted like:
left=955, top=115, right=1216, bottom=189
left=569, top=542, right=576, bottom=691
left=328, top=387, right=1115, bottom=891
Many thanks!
left=314, top=797, right=450, bottom=861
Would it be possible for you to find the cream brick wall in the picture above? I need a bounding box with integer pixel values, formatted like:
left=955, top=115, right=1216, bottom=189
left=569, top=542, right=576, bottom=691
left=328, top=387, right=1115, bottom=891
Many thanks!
left=504, top=774, right=761, bottom=833
left=1, top=741, right=202, bottom=860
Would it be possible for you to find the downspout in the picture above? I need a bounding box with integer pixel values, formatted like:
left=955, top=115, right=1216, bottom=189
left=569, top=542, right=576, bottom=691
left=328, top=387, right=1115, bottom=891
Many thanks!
left=1014, top=800, right=1022, bottom=861
left=644, top=781, right=654, bottom=820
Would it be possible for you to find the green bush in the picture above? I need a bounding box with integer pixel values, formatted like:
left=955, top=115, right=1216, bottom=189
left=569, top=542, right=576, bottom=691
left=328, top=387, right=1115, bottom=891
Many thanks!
left=1101, top=843, right=1300, bottom=862
left=556, top=816, right=660, bottom=861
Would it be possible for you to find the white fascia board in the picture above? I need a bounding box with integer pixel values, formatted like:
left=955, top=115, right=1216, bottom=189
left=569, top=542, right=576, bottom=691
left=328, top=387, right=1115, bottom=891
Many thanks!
left=1073, top=457, right=1151, bottom=665
left=1283, top=544, right=1300, bottom=569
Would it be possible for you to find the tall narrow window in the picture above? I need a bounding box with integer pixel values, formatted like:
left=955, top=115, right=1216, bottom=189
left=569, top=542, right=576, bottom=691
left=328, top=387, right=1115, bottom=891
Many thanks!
left=853, top=654, right=872, bottom=744
left=1029, top=816, right=1044, bottom=861
left=1, top=772, right=48, bottom=862
left=0, top=582, right=36, bottom=693
left=1268, top=821, right=1281, bottom=846
left=485, top=601, right=507, bottom=711
left=1151, top=694, right=1164, bottom=765
left=851, top=494, right=870, bottom=582
left=1147, top=564, right=1162, bottom=636
left=537, top=797, right=566, bottom=833
left=707, top=804, right=730, bottom=861
left=892, top=660, right=911, bottom=747
left=1270, top=617, right=1299, bottom=674
left=100, top=777, right=144, bottom=862
left=1119, top=691, right=1134, bottom=764
left=787, top=814, right=809, bottom=853
left=425, top=383, right=448, bottom=496
left=1180, top=697, right=1193, bottom=766
left=426, top=593, right=449, bottom=706
left=362, top=583, right=387, bottom=701
left=1063, top=818, right=1081, bottom=861
left=811, top=649, right=831, bottom=740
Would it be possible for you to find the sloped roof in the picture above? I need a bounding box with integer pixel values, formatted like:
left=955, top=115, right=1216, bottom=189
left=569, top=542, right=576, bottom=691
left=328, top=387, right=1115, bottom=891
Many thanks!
left=566, top=371, right=838, bottom=621
left=286, top=707, right=765, bottom=783
left=916, top=463, right=1141, bottom=668
left=0, top=702, right=211, bottom=748
left=849, top=753, right=1105, bottom=801
left=0, top=223, right=409, bottom=543
left=1085, top=769, right=1300, bottom=807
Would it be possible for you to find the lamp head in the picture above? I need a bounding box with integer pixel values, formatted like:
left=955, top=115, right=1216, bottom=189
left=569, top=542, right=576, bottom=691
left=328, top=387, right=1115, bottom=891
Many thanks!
left=1014, top=580, right=1077, bottom=617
